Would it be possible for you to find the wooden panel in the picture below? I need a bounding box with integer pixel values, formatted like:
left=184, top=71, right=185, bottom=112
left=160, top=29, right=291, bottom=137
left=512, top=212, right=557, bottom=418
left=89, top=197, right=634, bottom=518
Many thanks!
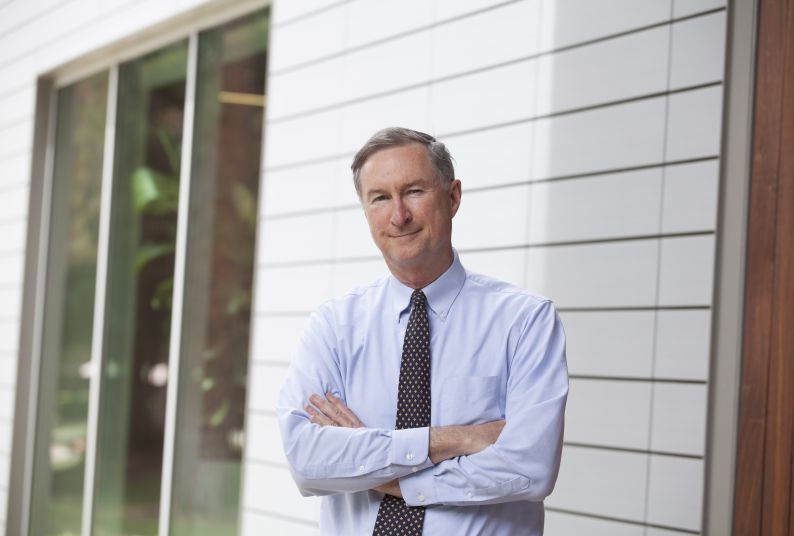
left=734, top=0, right=794, bottom=534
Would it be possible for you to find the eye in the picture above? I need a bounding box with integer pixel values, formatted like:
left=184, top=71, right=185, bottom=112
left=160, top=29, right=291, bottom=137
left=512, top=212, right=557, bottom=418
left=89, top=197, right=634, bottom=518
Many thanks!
left=407, top=188, right=423, bottom=195
left=371, top=194, right=387, bottom=203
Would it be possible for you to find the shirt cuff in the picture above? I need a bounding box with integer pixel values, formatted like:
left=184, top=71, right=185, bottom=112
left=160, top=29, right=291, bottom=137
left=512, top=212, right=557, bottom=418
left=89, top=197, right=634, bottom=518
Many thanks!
left=390, top=427, right=431, bottom=468
left=398, top=464, right=438, bottom=506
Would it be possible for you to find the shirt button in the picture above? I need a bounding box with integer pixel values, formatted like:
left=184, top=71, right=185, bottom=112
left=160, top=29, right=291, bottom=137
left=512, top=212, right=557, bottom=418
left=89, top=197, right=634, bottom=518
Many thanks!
left=359, top=465, right=365, bottom=471
left=417, top=494, right=425, bottom=503
left=411, top=467, right=418, bottom=473
left=406, top=452, right=414, bottom=461
left=466, top=491, right=473, bottom=499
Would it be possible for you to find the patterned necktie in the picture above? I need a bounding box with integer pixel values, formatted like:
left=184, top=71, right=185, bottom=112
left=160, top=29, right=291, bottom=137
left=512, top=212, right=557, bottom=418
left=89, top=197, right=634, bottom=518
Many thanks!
left=372, top=289, right=431, bottom=535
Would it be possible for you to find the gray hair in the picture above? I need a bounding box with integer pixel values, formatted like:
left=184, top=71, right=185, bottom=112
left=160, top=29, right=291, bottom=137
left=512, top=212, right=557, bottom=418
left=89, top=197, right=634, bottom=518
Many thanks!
left=351, top=127, right=455, bottom=198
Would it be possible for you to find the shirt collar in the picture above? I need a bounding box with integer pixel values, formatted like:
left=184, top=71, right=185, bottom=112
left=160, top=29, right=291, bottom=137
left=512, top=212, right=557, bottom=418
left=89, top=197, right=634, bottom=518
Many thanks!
left=387, top=249, right=467, bottom=323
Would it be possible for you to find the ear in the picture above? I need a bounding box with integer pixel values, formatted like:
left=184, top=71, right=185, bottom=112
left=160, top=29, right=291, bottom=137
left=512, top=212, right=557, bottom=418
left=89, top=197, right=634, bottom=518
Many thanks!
left=448, top=179, right=462, bottom=218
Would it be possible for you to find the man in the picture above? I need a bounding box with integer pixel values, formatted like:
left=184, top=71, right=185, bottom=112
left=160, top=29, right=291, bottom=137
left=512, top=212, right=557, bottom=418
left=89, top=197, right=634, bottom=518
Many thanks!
left=277, top=127, right=568, bottom=535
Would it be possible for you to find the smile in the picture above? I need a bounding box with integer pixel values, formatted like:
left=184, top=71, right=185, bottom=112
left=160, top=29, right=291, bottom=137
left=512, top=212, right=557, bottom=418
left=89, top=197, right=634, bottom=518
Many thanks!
left=390, top=230, right=420, bottom=238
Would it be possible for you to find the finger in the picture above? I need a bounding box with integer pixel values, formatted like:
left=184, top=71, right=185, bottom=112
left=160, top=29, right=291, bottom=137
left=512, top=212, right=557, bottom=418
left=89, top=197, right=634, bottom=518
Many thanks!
left=305, top=403, right=335, bottom=427
left=309, top=394, right=344, bottom=426
left=326, top=392, right=364, bottom=427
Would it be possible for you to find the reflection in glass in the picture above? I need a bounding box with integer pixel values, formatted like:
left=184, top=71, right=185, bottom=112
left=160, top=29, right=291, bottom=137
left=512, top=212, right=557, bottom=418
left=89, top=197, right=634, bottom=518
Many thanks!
left=92, top=41, right=187, bottom=536
left=170, top=10, right=268, bottom=535
left=30, top=71, right=108, bottom=536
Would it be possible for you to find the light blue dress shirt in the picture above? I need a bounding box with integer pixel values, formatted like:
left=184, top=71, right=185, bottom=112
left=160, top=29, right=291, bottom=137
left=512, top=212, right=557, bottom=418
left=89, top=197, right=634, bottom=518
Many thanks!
left=277, top=251, right=568, bottom=535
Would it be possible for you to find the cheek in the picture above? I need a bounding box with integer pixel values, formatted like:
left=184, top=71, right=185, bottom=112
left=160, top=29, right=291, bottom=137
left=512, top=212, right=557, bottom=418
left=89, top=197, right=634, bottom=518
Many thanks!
left=365, top=210, right=388, bottom=235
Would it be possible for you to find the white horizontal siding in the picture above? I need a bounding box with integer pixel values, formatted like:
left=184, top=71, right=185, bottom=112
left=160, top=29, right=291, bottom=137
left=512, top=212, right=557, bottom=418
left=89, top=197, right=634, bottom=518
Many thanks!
left=247, top=362, right=290, bottom=415
left=0, top=420, right=10, bottom=456
left=658, top=235, right=716, bottom=306
left=243, top=461, right=320, bottom=522
left=0, top=152, right=31, bottom=191
left=651, top=383, right=708, bottom=456
left=673, top=0, right=726, bottom=18
left=0, top=358, right=17, bottom=387
left=0, top=186, right=28, bottom=224
left=547, top=446, right=648, bottom=522
left=539, top=0, right=670, bottom=51
left=0, top=120, right=33, bottom=161
left=433, top=0, right=542, bottom=79
left=562, top=311, right=656, bottom=378
left=249, top=315, right=309, bottom=364
left=565, top=379, right=653, bottom=450
left=0, top=222, right=26, bottom=259
left=647, top=456, right=704, bottom=530
left=247, top=2, right=727, bottom=532
left=246, top=413, right=287, bottom=466
left=458, top=248, right=526, bottom=288
left=0, top=322, right=19, bottom=363
left=261, top=160, right=349, bottom=217
left=0, top=387, right=13, bottom=421
left=0, top=84, right=34, bottom=130
left=655, top=310, right=712, bottom=381
left=329, top=259, right=387, bottom=296
left=546, top=511, right=644, bottom=536
left=444, top=122, right=535, bottom=189
left=241, top=509, right=318, bottom=536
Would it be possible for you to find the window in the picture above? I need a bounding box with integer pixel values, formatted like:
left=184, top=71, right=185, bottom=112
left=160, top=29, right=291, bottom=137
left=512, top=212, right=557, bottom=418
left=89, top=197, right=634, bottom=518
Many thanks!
left=28, top=8, right=268, bottom=535
left=29, top=70, right=108, bottom=536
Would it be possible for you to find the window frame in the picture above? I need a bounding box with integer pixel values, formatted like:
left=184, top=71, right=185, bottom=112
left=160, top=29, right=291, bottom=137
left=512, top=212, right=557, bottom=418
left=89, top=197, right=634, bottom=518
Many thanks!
left=8, top=1, right=270, bottom=535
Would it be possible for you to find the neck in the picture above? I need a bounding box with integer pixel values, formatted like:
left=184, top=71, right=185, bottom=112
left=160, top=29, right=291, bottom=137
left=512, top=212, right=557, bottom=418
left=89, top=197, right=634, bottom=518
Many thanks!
left=387, top=248, right=454, bottom=290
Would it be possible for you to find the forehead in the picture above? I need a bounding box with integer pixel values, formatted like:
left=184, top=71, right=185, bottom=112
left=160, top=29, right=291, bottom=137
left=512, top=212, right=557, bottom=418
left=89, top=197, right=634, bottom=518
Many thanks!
left=359, top=143, right=436, bottom=190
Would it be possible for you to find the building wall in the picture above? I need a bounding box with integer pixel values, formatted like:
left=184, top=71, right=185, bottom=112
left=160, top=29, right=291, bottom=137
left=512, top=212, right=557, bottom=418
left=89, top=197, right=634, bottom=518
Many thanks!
left=241, top=0, right=727, bottom=535
left=0, top=0, right=727, bottom=534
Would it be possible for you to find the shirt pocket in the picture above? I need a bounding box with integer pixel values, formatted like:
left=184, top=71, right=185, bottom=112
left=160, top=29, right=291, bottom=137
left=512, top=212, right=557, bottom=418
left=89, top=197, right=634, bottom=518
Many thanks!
left=438, top=375, right=503, bottom=426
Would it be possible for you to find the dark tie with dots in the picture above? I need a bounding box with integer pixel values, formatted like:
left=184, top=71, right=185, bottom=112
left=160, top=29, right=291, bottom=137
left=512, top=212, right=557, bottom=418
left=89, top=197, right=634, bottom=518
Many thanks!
left=372, top=289, right=431, bottom=535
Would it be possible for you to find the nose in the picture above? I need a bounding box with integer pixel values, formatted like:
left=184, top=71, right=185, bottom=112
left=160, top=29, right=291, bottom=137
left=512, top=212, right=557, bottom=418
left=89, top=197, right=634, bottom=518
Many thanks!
left=389, top=198, right=412, bottom=227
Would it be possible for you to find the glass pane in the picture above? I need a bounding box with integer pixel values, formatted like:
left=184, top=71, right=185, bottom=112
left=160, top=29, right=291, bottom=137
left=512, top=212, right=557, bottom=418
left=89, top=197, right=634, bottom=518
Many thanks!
left=92, top=40, right=188, bottom=536
left=170, top=10, right=268, bottom=536
left=30, top=71, right=108, bottom=536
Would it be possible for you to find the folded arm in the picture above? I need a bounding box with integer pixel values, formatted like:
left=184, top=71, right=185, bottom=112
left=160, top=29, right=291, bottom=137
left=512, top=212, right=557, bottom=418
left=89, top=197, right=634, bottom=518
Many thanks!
left=277, top=308, right=503, bottom=496
left=305, top=391, right=505, bottom=496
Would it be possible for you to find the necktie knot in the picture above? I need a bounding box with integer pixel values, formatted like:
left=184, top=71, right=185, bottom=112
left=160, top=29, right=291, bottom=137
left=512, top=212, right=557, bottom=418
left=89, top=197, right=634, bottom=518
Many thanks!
left=412, top=289, right=426, bottom=306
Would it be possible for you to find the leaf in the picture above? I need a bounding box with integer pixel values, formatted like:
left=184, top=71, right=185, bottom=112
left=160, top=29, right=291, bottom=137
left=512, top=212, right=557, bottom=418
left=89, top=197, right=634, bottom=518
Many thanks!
left=225, top=288, right=251, bottom=315
left=232, top=184, right=257, bottom=227
left=131, top=166, right=179, bottom=214
left=134, top=243, right=175, bottom=273
left=150, top=278, right=174, bottom=311
left=209, top=399, right=230, bottom=427
left=131, top=167, right=160, bottom=212
left=201, top=377, right=215, bottom=392
left=157, top=127, right=181, bottom=175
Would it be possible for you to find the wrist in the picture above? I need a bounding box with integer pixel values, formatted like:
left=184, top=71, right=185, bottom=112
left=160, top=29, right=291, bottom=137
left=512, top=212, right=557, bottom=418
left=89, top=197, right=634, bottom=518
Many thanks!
left=429, top=425, right=468, bottom=463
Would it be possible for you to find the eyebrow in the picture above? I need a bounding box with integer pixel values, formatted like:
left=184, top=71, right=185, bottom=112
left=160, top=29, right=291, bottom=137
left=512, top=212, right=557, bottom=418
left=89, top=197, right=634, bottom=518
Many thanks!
left=365, top=179, right=434, bottom=199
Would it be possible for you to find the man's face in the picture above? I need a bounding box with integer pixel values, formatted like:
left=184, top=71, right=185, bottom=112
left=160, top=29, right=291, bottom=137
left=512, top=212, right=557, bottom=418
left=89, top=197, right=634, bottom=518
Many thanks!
left=359, top=143, right=461, bottom=274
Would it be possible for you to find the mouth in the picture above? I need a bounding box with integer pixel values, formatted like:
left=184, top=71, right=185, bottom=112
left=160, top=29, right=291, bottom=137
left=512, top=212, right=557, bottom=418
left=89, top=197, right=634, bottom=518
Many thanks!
left=390, top=230, right=421, bottom=239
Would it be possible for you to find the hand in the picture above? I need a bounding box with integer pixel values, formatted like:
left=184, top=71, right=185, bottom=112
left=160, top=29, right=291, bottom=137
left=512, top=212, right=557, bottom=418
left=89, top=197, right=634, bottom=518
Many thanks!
left=305, top=392, right=365, bottom=428
left=374, top=479, right=402, bottom=498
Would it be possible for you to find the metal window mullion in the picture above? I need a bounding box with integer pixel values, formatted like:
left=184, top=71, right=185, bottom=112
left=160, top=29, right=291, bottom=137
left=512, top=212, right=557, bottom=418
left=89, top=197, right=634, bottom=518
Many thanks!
left=80, top=64, right=119, bottom=536
left=157, top=32, right=199, bottom=536
left=15, top=82, right=58, bottom=536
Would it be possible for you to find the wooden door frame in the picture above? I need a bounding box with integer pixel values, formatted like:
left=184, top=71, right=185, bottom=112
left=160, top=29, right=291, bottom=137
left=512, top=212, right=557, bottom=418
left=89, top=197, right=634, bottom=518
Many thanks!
left=733, top=0, right=794, bottom=533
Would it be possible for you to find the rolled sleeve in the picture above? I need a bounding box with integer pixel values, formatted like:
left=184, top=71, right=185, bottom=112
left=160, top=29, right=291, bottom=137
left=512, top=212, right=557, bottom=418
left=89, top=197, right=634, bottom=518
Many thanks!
left=390, top=427, right=431, bottom=467
left=399, top=464, right=438, bottom=506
